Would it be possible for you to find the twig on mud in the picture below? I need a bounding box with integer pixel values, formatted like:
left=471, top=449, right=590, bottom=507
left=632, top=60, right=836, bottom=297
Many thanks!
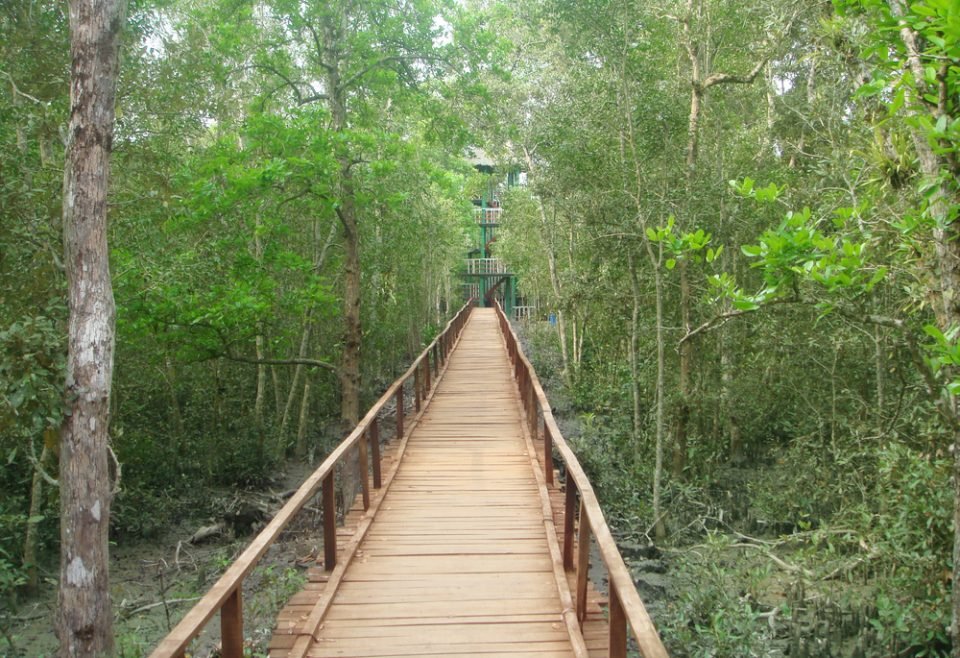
left=121, top=597, right=202, bottom=619
left=731, top=529, right=779, bottom=546
left=731, top=542, right=814, bottom=577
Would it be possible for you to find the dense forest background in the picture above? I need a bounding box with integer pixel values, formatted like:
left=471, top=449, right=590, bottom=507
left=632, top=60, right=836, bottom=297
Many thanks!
left=2, top=0, right=959, bottom=655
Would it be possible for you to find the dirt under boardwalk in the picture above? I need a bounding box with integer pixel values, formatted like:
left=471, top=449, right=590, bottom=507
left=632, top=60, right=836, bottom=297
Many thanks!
left=304, top=309, right=577, bottom=658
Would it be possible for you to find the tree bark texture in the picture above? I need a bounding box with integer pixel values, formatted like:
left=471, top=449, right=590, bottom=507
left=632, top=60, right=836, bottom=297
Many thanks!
left=58, top=0, right=123, bottom=653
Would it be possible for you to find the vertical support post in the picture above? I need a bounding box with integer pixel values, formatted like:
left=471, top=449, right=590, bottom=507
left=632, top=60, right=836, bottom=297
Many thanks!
left=608, top=583, right=627, bottom=658
left=396, top=383, right=405, bottom=440
left=370, top=418, right=382, bottom=489
left=528, top=383, right=536, bottom=437
left=576, top=499, right=590, bottom=624
left=358, top=430, right=370, bottom=511
left=563, top=482, right=576, bottom=571
left=424, top=353, right=431, bottom=392
left=323, top=472, right=336, bottom=571
left=432, top=344, right=439, bottom=376
left=221, top=587, right=243, bottom=658
left=544, top=421, right=554, bottom=486
left=414, top=364, right=422, bottom=413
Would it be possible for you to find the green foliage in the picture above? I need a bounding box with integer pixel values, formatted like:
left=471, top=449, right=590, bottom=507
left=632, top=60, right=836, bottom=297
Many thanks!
left=865, top=443, right=952, bottom=653
left=0, top=312, right=65, bottom=439
left=662, top=532, right=778, bottom=658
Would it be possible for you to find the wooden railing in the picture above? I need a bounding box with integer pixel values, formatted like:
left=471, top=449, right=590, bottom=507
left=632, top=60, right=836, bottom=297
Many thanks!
left=149, top=301, right=474, bottom=658
left=494, top=302, right=670, bottom=658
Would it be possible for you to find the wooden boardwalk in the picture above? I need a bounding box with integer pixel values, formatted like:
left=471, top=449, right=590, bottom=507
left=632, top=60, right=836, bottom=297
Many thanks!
left=270, top=309, right=591, bottom=658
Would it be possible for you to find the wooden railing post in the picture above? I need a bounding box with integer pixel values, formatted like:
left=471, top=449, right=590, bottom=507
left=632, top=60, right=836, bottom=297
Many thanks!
left=544, top=421, right=554, bottom=486
left=414, top=364, right=422, bottom=413
left=424, top=354, right=431, bottom=392
left=576, top=498, right=590, bottom=624
left=527, top=382, right=536, bottom=436
left=609, top=583, right=627, bottom=658
left=322, top=472, right=336, bottom=571
left=370, top=418, right=382, bottom=489
left=358, top=428, right=370, bottom=511
left=221, top=587, right=243, bottom=658
left=220, top=581, right=243, bottom=658
left=396, top=383, right=405, bottom=439
left=563, top=482, right=576, bottom=571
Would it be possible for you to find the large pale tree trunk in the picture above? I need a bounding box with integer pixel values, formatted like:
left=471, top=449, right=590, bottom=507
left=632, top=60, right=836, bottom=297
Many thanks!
left=57, top=0, right=123, bottom=653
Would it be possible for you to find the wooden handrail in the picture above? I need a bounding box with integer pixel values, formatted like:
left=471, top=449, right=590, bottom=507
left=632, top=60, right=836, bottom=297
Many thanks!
left=493, top=302, right=669, bottom=658
left=149, top=300, right=475, bottom=658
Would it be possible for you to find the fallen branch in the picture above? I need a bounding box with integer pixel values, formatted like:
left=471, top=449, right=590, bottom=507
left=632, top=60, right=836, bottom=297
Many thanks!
left=122, top=597, right=201, bottom=619
left=731, top=542, right=814, bottom=577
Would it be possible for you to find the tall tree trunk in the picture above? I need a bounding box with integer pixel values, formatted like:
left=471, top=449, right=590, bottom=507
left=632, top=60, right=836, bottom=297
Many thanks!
left=338, top=170, right=361, bottom=430
left=320, top=16, right=363, bottom=501
left=58, top=0, right=123, bottom=653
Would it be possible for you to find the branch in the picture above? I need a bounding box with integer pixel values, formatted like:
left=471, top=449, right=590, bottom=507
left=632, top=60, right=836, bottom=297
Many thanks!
left=223, top=352, right=337, bottom=372
left=340, top=53, right=445, bottom=91
left=679, top=297, right=799, bottom=345
left=701, top=57, right=768, bottom=90
left=0, top=70, right=42, bottom=104
left=241, top=64, right=326, bottom=105
left=302, top=21, right=336, bottom=74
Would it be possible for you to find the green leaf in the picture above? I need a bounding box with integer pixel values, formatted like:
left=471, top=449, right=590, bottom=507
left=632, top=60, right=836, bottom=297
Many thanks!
left=732, top=298, right=759, bottom=311
left=665, top=258, right=677, bottom=270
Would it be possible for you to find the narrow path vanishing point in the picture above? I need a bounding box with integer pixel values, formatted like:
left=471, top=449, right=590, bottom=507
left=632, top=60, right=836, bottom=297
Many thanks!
left=269, top=308, right=598, bottom=658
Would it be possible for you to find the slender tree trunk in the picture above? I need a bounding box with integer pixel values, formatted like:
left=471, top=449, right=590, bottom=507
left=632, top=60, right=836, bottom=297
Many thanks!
left=874, top=323, right=885, bottom=430
left=628, top=251, right=642, bottom=452
left=295, top=374, right=312, bottom=459
left=57, top=0, right=123, bottom=653
left=270, top=366, right=282, bottom=422
left=279, top=320, right=313, bottom=443
left=522, top=146, right=571, bottom=378
left=673, top=261, right=692, bottom=476
left=255, top=331, right=267, bottom=437
left=24, top=441, right=52, bottom=595
left=720, top=327, right=742, bottom=461
left=161, top=355, right=185, bottom=442
left=650, top=253, right=667, bottom=541
left=253, top=213, right=267, bottom=441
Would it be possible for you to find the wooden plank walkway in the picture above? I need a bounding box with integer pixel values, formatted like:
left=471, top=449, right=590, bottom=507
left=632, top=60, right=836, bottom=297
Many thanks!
left=270, top=308, right=595, bottom=658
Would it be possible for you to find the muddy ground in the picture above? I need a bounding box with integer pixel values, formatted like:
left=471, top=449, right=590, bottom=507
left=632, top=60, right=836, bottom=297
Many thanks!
left=0, top=461, right=319, bottom=658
